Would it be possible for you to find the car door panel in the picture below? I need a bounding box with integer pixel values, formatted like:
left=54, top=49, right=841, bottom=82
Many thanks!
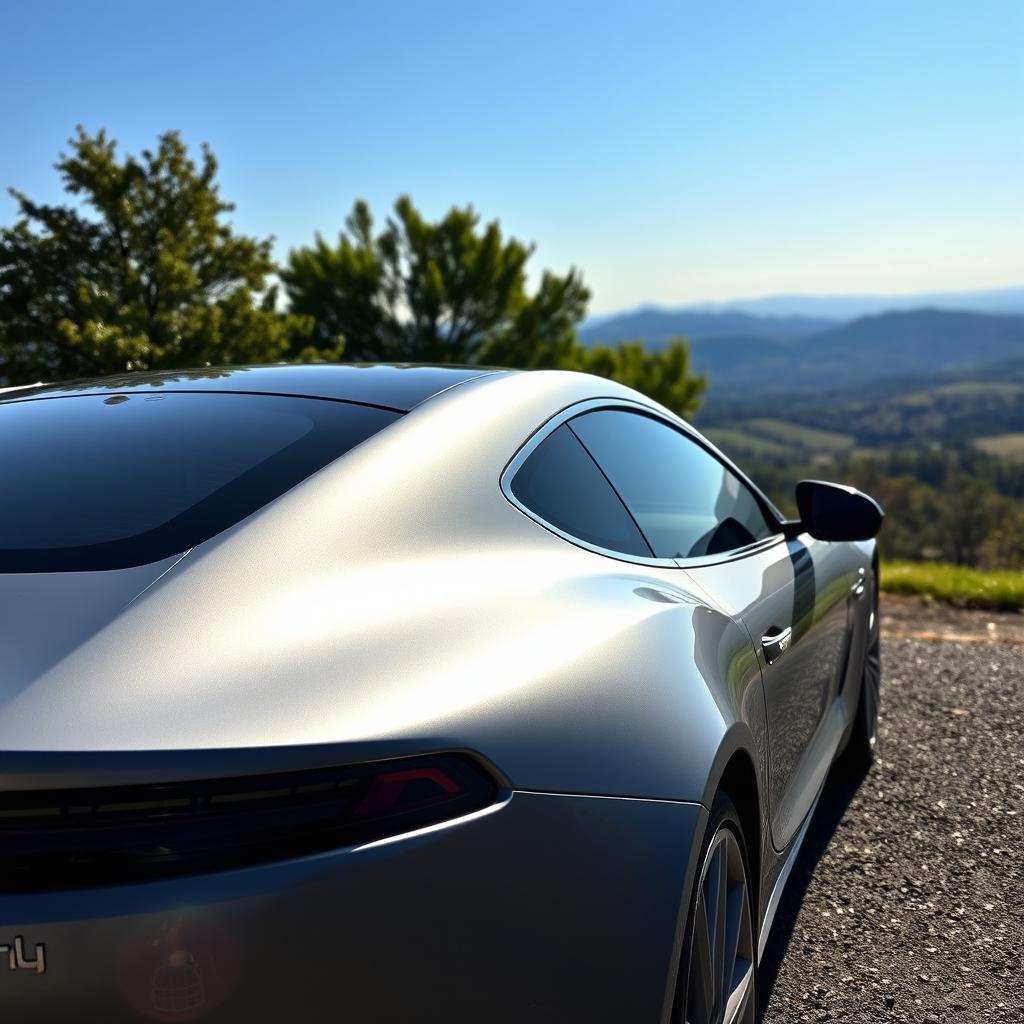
left=683, top=536, right=858, bottom=850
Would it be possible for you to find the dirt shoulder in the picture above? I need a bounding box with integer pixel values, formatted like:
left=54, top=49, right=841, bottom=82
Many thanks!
left=881, top=593, right=1024, bottom=646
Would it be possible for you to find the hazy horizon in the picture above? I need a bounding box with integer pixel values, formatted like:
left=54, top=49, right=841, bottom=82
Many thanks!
left=585, top=284, right=1024, bottom=320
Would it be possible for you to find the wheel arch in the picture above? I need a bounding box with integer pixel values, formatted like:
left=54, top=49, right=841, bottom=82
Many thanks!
left=663, top=738, right=764, bottom=1024
left=703, top=739, right=763, bottom=926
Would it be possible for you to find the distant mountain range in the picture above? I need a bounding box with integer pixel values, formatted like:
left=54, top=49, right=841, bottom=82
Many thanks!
left=580, top=309, right=836, bottom=346
left=585, top=306, right=1024, bottom=398
left=582, top=285, right=1024, bottom=338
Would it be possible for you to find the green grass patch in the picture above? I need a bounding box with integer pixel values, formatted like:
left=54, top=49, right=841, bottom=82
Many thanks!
left=973, top=433, right=1024, bottom=461
left=882, top=560, right=1024, bottom=612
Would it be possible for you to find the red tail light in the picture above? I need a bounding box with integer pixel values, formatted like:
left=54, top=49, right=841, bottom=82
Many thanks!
left=356, top=765, right=463, bottom=817
left=0, top=754, right=499, bottom=890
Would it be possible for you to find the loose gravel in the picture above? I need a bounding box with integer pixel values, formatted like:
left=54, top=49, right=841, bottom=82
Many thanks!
left=759, top=634, right=1024, bottom=1023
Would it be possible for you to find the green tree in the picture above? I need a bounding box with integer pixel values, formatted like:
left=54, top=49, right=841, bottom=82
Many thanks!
left=281, top=195, right=586, bottom=367
left=282, top=195, right=706, bottom=417
left=939, top=471, right=1005, bottom=567
left=571, top=339, right=707, bottom=420
left=978, top=501, right=1024, bottom=570
left=0, top=127, right=315, bottom=384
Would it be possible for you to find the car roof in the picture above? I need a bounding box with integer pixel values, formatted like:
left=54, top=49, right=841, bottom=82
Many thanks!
left=4, top=363, right=513, bottom=412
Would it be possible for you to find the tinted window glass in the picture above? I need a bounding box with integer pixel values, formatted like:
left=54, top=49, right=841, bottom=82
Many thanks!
left=510, top=425, right=652, bottom=557
left=570, top=410, right=776, bottom=558
left=0, top=393, right=400, bottom=572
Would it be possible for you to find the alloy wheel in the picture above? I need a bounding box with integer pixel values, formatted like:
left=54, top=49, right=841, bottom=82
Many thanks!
left=684, top=826, right=755, bottom=1024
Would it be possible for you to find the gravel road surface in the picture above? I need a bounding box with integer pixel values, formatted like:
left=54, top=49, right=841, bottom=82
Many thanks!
left=760, top=605, right=1023, bottom=1023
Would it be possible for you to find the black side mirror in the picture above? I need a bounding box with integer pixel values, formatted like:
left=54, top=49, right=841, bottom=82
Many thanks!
left=793, top=479, right=884, bottom=542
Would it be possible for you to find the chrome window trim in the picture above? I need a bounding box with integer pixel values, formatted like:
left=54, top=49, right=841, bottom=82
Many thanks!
left=673, top=532, right=787, bottom=569
left=500, top=396, right=788, bottom=569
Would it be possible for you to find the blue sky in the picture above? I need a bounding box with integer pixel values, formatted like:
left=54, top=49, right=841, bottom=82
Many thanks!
left=2, top=0, right=1021, bottom=314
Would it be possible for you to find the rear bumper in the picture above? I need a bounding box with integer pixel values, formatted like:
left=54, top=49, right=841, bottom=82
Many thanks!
left=0, top=790, right=704, bottom=1023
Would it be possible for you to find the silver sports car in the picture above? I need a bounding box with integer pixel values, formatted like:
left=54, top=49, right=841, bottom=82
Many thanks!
left=0, top=364, right=882, bottom=1023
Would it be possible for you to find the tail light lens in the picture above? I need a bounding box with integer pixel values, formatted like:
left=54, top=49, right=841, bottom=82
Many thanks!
left=0, top=754, right=499, bottom=890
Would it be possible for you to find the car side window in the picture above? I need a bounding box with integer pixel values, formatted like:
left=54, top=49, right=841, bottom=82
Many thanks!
left=569, top=409, right=777, bottom=559
left=510, top=424, right=653, bottom=557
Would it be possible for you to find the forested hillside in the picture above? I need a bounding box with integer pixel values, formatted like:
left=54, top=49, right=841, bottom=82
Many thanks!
left=695, top=364, right=1024, bottom=570
left=692, top=310, right=1024, bottom=397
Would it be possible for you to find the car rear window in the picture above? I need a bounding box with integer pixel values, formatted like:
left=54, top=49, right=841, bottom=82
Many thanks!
left=0, top=392, right=400, bottom=572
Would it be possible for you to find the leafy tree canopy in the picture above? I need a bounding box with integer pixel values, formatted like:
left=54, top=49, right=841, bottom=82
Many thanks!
left=281, top=196, right=586, bottom=367
left=282, top=195, right=706, bottom=418
left=570, top=339, right=707, bottom=422
left=0, top=127, right=315, bottom=384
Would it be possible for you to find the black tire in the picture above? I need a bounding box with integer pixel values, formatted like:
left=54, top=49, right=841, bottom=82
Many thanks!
left=674, top=792, right=758, bottom=1024
left=846, top=565, right=882, bottom=770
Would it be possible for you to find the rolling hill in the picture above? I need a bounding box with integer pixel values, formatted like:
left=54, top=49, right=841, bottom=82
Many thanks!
left=583, top=285, right=1024, bottom=331
left=695, top=370, right=1024, bottom=460
left=683, top=309, right=1024, bottom=397
left=580, top=308, right=835, bottom=346
left=583, top=290, right=1024, bottom=398
left=582, top=303, right=1024, bottom=468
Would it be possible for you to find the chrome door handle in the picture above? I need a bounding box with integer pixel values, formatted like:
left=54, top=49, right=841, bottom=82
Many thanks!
left=761, top=626, right=792, bottom=665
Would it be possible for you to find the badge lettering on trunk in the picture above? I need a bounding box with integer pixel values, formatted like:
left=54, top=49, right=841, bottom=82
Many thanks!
left=0, top=937, right=46, bottom=975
